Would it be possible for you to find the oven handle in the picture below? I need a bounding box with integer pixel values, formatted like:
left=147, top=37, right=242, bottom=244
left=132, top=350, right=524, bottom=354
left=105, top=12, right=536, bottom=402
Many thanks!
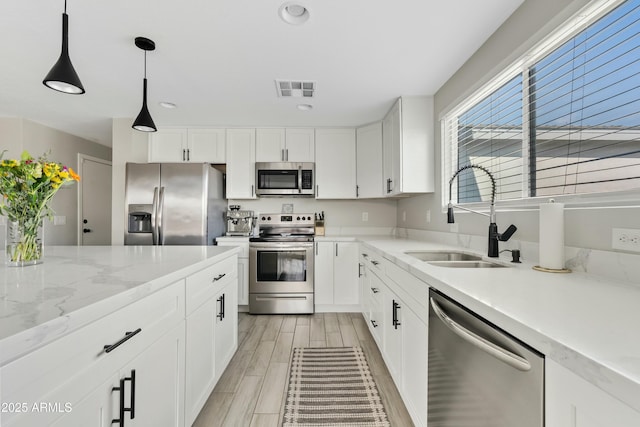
left=250, top=244, right=313, bottom=251
left=429, top=297, right=531, bottom=372
left=255, top=296, right=308, bottom=301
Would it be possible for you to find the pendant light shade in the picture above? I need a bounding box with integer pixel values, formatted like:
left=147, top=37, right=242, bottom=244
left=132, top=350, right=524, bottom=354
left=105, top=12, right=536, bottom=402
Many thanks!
left=43, top=2, right=85, bottom=94
left=132, top=37, right=157, bottom=132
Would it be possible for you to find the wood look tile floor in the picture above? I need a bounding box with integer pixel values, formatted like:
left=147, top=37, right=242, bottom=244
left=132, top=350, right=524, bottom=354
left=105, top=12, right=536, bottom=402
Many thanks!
left=193, top=312, right=414, bottom=427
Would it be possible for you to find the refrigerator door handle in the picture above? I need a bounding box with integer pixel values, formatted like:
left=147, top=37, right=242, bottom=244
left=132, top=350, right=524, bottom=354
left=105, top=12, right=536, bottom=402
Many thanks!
left=152, top=187, right=159, bottom=245
left=158, top=187, right=166, bottom=245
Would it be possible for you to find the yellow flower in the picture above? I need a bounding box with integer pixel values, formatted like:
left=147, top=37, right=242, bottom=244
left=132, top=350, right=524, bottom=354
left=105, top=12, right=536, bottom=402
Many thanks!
left=43, top=163, right=53, bottom=177
left=1, top=159, right=18, bottom=167
left=58, top=170, right=69, bottom=180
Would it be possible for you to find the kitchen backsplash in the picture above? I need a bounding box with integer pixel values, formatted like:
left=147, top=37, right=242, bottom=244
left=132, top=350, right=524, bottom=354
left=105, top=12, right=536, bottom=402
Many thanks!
left=397, top=228, right=640, bottom=287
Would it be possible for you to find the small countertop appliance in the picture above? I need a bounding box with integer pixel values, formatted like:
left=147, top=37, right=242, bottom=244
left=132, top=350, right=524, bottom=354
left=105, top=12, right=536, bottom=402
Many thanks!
left=225, top=205, right=254, bottom=236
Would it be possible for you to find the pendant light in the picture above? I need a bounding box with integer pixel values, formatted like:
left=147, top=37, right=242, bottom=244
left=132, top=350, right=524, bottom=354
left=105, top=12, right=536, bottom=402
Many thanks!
left=132, top=37, right=157, bottom=132
left=43, top=0, right=85, bottom=94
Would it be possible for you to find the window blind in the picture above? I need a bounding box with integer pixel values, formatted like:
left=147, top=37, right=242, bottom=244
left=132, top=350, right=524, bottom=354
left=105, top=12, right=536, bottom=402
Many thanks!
left=447, top=0, right=640, bottom=205
left=529, top=0, right=640, bottom=196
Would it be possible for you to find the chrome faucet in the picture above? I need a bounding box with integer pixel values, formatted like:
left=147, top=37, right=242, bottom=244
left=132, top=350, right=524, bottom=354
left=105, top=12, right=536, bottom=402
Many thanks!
left=447, top=164, right=517, bottom=258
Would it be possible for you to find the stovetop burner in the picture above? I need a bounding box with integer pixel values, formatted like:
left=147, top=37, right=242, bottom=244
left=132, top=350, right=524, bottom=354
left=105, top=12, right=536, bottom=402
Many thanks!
left=250, top=213, right=315, bottom=243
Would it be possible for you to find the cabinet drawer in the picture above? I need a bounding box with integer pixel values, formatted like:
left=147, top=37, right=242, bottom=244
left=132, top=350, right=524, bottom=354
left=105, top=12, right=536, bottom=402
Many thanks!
left=384, top=260, right=429, bottom=317
left=186, top=255, right=237, bottom=314
left=1, top=281, right=185, bottom=427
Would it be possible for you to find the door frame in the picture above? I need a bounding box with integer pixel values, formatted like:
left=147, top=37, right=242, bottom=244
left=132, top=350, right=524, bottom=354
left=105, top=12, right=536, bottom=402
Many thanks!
left=77, top=154, right=113, bottom=245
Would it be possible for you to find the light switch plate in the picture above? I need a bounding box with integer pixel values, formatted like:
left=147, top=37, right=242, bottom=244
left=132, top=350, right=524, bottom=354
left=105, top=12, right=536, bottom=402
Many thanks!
left=612, top=228, right=640, bottom=252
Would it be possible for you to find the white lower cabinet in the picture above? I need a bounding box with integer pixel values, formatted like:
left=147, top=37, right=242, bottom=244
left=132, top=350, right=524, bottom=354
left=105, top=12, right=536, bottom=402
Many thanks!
left=216, top=239, right=249, bottom=306
left=546, top=359, right=640, bottom=427
left=314, top=241, right=359, bottom=310
left=360, top=246, right=428, bottom=427
left=0, top=255, right=239, bottom=427
left=185, top=259, right=238, bottom=426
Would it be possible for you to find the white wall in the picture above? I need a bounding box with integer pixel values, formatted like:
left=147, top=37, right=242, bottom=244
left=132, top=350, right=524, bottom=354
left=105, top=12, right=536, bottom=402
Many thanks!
left=0, top=118, right=112, bottom=246
left=110, top=118, right=149, bottom=245
left=230, top=198, right=397, bottom=231
left=397, top=0, right=640, bottom=253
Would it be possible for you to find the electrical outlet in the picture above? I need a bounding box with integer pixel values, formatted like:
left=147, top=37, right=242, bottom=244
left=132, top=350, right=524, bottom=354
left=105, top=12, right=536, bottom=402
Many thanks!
left=362, top=212, right=368, bottom=222
left=612, top=228, right=640, bottom=252
left=53, top=216, right=66, bottom=226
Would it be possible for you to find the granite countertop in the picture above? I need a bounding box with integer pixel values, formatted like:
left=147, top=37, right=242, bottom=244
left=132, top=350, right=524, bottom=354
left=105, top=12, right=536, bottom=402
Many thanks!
left=0, top=245, right=239, bottom=366
left=356, top=236, right=640, bottom=413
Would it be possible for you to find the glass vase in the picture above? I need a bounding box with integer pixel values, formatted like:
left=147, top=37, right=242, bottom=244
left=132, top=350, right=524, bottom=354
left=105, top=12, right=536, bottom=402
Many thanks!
left=6, top=219, right=44, bottom=267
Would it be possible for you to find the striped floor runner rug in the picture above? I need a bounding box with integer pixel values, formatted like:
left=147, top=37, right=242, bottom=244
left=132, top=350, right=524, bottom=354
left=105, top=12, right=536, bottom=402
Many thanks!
left=282, top=346, right=391, bottom=427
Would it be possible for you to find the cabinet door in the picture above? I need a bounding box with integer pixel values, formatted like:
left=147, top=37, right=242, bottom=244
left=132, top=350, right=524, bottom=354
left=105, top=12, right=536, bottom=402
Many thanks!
left=401, top=305, right=428, bottom=427
left=238, top=257, right=249, bottom=305
left=314, top=242, right=335, bottom=304
left=285, top=128, right=315, bottom=162
left=315, top=128, right=357, bottom=199
left=546, top=359, right=640, bottom=427
left=149, top=129, right=188, bottom=162
left=48, top=375, right=118, bottom=427
left=214, top=280, right=238, bottom=380
left=333, top=242, right=359, bottom=305
left=356, top=122, right=383, bottom=198
left=382, top=288, right=403, bottom=382
left=226, top=129, right=256, bottom=199
left=368, top=273, right=384, bottom=343
left=125, top=321, right=185, bottom=427
left=188, top=129, right=226, bottom=163
left=185, top=299, right=216, bottom=426
left=256, top=128, right=285, bottom=162
left=359, top=261, right=370, bottom=321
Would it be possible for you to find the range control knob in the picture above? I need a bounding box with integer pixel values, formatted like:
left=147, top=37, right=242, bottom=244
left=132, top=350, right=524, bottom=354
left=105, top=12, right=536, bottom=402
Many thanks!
left=297, top=216, right=301, bottom=220
left=261, top=216, right=266, bottom=221
left=267, top=216, right=271, bottom=221
left=306, top=216, right=311, bottom=220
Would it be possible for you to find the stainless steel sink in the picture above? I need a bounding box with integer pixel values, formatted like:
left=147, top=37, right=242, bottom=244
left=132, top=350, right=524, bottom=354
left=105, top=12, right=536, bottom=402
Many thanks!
left=404, top=251, right=483, bottom=262
left=428, top=260, right=507, bottom=268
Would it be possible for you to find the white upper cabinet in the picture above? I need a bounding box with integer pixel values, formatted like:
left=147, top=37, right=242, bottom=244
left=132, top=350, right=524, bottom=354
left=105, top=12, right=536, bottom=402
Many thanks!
left=149, top=128, right=188, bottom=162
left=382, top=96, right=434, bottom=196
left=188, top=129, right=226, bottom=163
left=356, top=122, right=384, bottom=198
left=149, top=128, right=226, bottom=163
left=256, top=128, right=315, bottom=162
left=226, top=129, right=256, bottom=199
left=285, top=128, right=315, bottom=162
left=315, top=128, right=357, bottom=199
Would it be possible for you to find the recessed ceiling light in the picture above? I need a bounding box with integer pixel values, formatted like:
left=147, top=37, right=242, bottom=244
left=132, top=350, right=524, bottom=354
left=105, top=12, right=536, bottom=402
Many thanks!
left=297, top=104, right=313, bottom=111
left=159, top=102, right=177, bottom=109
left=279, top=2, right=310, bottom=25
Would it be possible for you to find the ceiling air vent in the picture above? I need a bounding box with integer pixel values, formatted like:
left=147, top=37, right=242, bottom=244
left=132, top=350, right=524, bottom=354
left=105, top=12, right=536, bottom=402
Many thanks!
left=275, top=80, right=316, bottom=98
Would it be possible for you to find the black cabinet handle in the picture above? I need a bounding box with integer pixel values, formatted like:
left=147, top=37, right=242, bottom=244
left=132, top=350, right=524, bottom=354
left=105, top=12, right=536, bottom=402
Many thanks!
left=212, top=273, right=226, bottom=282
left=370, top=260, right=380, bottom=266
left=370, top=320, right=378, bottom=328
left=358, top=263, right=363, bottom=278
left=104, top=328, right=142, bottom=353
left=111, top=370, right=135, bottom=426
left=393, top=300, right=402, bottom=330
left=182, top=149, right=186, bottom=161
left=356, top=185, right=359, bottom=198
left=112, top=378, right=126, bottom=426
left=128, top=370, right=136, bottom=419
left=371, top=287, right=379, bottom=294
left=222, top=293, right=225, bottom=320
left=187, top=149, right=190, bottom=161
left=217, top=293, right=225, bottom=320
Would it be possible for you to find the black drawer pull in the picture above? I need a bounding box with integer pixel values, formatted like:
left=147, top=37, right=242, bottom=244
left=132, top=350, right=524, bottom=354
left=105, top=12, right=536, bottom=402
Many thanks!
left=370, top=320, right=378, bottom=328
left=370, top=260, right=380, bottom=265
left=104, top=328, right=142, bottom=353
left=212, top=273, right=226, bottom=282
left=371, top=287, right=379, bottom=294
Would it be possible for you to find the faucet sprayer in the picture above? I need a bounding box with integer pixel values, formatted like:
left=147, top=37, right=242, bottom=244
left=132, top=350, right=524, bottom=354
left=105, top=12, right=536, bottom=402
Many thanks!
left=447, top=164, right=517, bottom=257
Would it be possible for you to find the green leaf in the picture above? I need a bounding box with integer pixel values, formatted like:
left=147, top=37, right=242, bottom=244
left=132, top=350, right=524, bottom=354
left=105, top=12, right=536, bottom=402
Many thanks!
left=20, top=151, right=31, bottom=161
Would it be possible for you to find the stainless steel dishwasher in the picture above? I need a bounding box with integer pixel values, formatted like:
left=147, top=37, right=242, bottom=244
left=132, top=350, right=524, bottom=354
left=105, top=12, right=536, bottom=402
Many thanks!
left=428, top=289, right=544, bottom=427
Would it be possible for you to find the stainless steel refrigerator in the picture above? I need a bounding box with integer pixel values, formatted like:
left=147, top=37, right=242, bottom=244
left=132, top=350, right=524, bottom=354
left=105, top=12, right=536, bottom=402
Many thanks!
left=124, top=163, right=226, bottom=245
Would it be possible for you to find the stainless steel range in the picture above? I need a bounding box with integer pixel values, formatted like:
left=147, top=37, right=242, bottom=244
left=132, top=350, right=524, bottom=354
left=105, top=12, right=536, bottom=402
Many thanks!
left=249, top=213, right=315, bottom=314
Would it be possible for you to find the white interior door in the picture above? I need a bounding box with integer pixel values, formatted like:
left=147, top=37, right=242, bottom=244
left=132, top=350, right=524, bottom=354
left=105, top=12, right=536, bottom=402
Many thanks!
left=79, top=155, right=112, bottom=245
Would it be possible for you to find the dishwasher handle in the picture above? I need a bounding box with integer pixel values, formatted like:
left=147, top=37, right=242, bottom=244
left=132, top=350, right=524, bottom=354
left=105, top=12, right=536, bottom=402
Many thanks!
left=429, top=297, right=531, bottom=372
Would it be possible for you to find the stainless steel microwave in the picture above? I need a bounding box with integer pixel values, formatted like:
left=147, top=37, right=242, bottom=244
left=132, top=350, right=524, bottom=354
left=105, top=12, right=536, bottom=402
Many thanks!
left=255, top=162, right=315, bottom=197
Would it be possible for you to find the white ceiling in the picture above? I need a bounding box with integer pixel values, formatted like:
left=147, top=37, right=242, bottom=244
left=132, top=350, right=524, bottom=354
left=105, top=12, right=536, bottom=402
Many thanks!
left=1, top=0, right=524, bottom=146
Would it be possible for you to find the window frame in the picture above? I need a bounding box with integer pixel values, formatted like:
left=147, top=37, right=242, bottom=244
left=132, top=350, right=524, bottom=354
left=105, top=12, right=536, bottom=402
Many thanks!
left=441, top=0, right=639, bottom=213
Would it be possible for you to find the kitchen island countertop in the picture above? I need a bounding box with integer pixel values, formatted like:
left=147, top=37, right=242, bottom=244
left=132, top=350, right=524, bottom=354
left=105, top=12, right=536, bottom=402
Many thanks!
left=0, top=245, right=239, bottom=366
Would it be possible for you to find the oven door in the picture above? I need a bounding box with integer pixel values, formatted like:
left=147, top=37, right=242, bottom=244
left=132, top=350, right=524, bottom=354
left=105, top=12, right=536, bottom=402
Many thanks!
left=249, top=242, right=314, bottom=294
